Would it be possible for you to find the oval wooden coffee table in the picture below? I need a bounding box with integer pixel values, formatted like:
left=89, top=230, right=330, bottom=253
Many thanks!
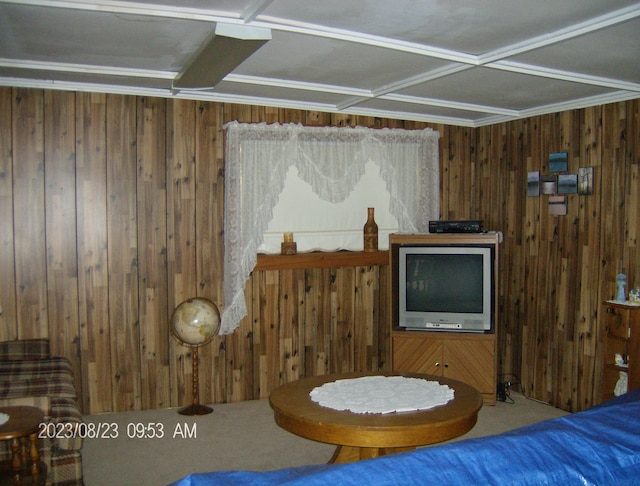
left=269, top=371, right=483, bottom=463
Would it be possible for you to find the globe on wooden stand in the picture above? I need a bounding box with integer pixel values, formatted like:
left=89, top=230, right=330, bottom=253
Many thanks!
left=170, top=297, right=221, bottom=415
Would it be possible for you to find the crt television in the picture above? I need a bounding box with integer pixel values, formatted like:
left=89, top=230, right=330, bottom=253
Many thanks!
left=397, top=244, right=495, bottom=332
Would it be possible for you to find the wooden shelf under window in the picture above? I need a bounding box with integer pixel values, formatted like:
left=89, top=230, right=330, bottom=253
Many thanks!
left=254, top=250, right=389, bottom=271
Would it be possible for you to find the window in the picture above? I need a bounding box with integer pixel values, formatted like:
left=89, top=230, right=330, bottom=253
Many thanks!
left=221, top=122, right=439, bottom=334
left=258, top=161, right=399, bottom=253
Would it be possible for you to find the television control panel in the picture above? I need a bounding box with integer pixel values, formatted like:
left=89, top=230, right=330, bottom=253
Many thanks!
left=425, top=322, right=463, bottom=330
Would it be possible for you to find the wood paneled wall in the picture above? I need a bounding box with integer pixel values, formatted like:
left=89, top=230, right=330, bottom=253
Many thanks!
left=0, top=86, right=637, bottom=413
left=443, top=105, right=640, bottom=411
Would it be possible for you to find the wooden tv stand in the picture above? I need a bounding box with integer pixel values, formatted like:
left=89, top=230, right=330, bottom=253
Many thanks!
left=389, top=233, right=500, bottom=405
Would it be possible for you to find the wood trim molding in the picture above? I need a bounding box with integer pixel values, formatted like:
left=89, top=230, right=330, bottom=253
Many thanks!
left=254, top=251, right=389, bottom=271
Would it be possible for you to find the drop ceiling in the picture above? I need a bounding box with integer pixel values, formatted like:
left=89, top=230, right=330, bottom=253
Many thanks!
left=0, top=0, right=638, bottom=126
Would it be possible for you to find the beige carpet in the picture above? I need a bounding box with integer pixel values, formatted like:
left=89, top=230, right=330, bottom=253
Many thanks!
left=81, top=392, right=567, bottom=486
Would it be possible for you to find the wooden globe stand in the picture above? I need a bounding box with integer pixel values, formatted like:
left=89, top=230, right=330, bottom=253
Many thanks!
left=171, top=297, right=220, bottom=416
left=178, top=345, right=213, bottom=415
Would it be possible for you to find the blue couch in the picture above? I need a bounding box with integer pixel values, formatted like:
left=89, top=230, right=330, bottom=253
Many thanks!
left=172, top=388, right=640, bottom=485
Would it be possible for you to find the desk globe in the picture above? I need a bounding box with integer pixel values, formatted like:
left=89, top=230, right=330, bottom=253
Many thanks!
left=171, top=297, right=220, bottom=415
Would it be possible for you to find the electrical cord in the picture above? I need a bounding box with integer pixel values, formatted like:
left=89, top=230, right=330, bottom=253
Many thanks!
left=497, top=372, right=518, bottom=403
left=496, top=373, right=553, bottom=406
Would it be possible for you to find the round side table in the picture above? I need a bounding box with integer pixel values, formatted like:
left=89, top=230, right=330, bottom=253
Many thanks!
left=0, top=406, right=46, bottom=485
left=270, top=371, right=482, bottom=463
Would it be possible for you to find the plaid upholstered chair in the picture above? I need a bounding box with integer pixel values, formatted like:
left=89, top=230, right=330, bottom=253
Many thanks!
left=0, top=339, right=84, bottom=485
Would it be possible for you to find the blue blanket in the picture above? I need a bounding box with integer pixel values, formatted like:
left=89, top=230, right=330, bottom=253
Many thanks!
left=172, top=389, right=640, bottom=485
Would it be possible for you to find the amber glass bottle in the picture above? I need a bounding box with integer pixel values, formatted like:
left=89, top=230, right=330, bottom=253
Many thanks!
left=363, top=207, right=378, bottom=252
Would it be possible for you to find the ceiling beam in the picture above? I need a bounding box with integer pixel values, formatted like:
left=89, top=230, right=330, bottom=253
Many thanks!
left=241, top=0, right=273, bottom=23
left=173, top=23, right=271, bottom=90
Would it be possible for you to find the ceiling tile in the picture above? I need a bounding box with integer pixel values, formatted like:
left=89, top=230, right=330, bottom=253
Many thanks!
left=0, top=4, right=213, bottom=71
left=261, top=0, right=640, bottom=54
left=505, top=19, right=640, bottom=83
left=233, top=31, right=451, bottom=91
left=398, top=67, right=621, bottom=110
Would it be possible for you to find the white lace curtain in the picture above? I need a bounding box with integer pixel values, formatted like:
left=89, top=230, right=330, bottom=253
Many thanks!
left=221, top=122, right=440, bottom=335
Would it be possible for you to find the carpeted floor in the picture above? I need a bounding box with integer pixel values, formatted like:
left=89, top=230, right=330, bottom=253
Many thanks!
left=82, top=391, right=567, bottom=486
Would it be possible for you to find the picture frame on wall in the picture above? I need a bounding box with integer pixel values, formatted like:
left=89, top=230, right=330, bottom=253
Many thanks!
left=549, top=195, right=567, bottom=215
left=541, top=175, right=557, bottom=195
left=558, top=174, right=578, bottom=194
left=578, top=167, right=594, bottom=195
left=549, top=152, right=568, bottom=173
left=527, top=171, right=540, bottom=196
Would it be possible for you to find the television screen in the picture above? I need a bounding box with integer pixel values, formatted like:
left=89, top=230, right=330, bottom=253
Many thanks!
left=398, top=245, right=494, bottom=332
left=405, top=253, right=483, bottom=314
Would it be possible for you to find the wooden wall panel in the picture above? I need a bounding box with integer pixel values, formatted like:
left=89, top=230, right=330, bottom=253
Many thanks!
left=496, top=119, right=526, bottom=380
left=13, top=89, right=47, bottom=339
left=166, top=99, right=197, bottom=408
left=260, top=270, right=281, bottom=397
left=572, top=107, right=602, bottom=411
left=226, top=284, right=252, bottom=402
left=279, top=269, right=300, bottom=383
left=195, top=102, right=226, bottom=405
left=441, top=125, right=476, bottom=220
left=136, top=97, right=170, bottom=410
left=0, top=89, right=17, bottom=341
left=106, top=94, right=141, bottom=412
left=626, top=100, right=639, bottom=285
left=332, top=267, right=355, bottom=373
left=76, top=92, right=112, bottom=413
left=354, top=266, right=375, bottom=371
left=303, top=268, right=327, bottom=377
left=244, top=264, right=386, bottom=393
left=44, top=90, right=81, bottom=399
left=377, top=265, right=391, bottom=371
left=0, top=85, right=637, bottom=413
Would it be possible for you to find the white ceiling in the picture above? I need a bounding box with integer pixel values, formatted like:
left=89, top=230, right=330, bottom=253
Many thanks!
left=1, top=0, right=638, bottom=127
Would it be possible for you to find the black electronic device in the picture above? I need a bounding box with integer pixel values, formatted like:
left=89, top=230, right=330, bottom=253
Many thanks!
left=429, top=220, right=484, bottom=234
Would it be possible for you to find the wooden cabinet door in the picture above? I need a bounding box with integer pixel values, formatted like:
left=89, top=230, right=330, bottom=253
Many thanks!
left=604, top=306, right=629, bottom=339
left=392, top=335, right=442, bottom=376
left=443, top=339, right=495, bottom=396
left=630, top=310, right=640, bottom=391
left=392, top=333, right=496, bottom=404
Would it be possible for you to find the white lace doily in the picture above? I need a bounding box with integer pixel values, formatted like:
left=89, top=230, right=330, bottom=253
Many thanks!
left=0, top=413, right=9, bottom=426
left=309, top=376, right=454, bottom=414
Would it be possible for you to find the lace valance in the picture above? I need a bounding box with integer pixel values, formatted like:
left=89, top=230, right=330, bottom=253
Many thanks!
left=221, top=122, right=440, bottom=334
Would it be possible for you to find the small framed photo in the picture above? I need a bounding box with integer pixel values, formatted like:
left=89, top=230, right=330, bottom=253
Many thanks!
left=527, top=171, right=540, bottom=197
left=548, top=195, right=567, bottom=215
left=578, top=167, right=594, bottom=195
left=541, top=175, right=557, bottom=195
left=549, top=152, right=568, bottom=173
left=557, top=174, right=578, bottom=194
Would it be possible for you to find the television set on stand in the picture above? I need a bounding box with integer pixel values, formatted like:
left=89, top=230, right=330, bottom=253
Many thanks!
left=397, top=244, right=495, bottom=333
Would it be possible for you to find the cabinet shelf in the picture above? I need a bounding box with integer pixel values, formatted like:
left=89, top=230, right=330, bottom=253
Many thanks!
left=605, top=333, right=629, bottom=343
left=604, top=363, right=629, bottom=373
left=601, top=302, right=639, bottom=403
